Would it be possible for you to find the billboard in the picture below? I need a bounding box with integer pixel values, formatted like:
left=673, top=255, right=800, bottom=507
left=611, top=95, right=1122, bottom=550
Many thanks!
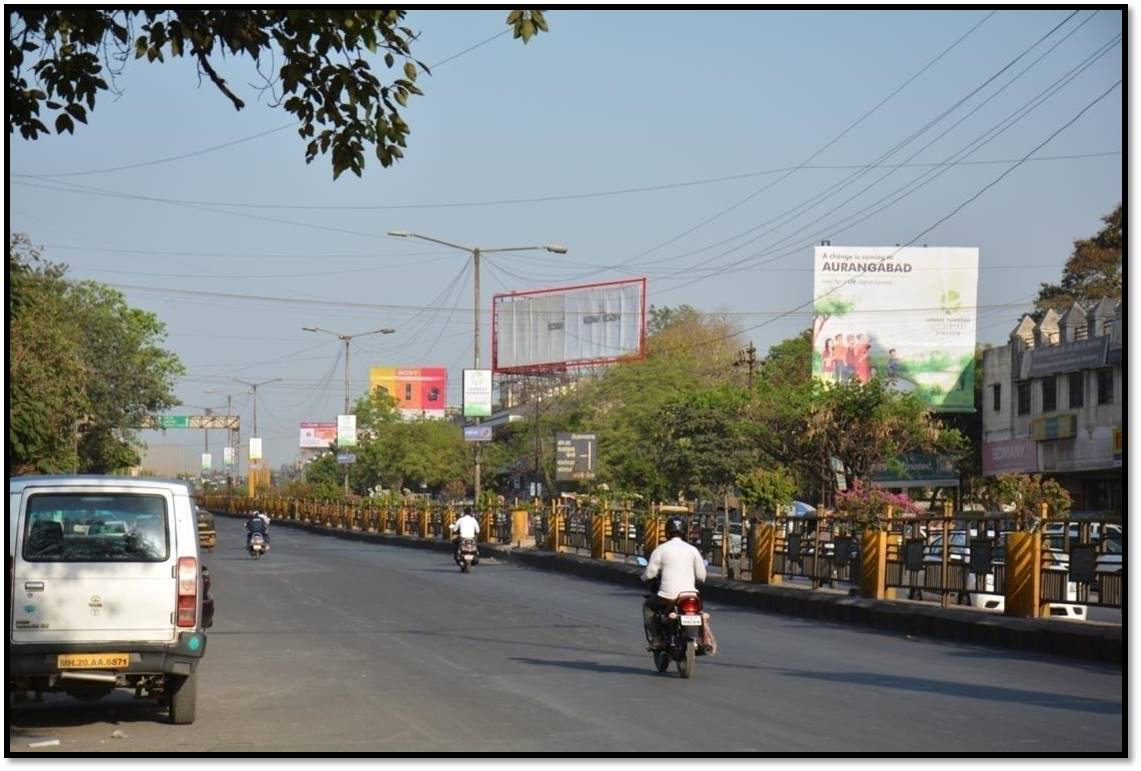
left=812, top=246, right=979, bottom=412
left=201, top=453, right=213, bottom=471
left=299, top=421, right=337, bottom=448
left=492, top=277, right=647, bottom=373
left=223, top=446, right=235, bottom=466
left=369, top=366, right=447, bottom=418
left=337, top=414, right=357, bottom=447
left=871, top=453, right=958, bottom=488
left=249, top=437, right=263, bottom=461
left=463, top=369, right=493, bottom=417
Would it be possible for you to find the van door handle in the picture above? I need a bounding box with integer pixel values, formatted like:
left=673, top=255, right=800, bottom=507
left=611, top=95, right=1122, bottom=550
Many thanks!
left=24, top=582, right=44, bottom=592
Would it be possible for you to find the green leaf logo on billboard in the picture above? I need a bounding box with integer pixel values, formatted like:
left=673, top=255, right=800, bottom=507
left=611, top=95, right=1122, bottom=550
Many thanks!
left=940, top=290, right=962, bottom=315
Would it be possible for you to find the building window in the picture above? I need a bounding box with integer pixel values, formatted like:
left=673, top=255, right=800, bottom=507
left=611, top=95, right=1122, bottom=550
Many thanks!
left=1069, top=371, right=1084, bottom=408
left=991, top=383, right=1001, bottom=412
left=1097, top=369, right=1114, bottom=405
left=1042, top=376, right=1057, bottom=413
left=1016, top=381, right=1031, bottom=415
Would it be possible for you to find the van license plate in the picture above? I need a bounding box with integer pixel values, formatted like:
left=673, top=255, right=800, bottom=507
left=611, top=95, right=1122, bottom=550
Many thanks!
left=58, top=653, right=129, bottom=669
left=679, top=615, right=703, bottom=626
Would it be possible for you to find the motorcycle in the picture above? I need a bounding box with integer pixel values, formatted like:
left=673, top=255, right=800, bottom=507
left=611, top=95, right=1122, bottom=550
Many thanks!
left=637, top=556, right=711, bottom=679
left=248, top=532, right=268, bottom=559
left=455, top=537, right=478, bottom=573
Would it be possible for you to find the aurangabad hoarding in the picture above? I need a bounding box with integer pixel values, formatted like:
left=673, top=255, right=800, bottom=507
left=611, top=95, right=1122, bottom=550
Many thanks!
left=812, top=246, right=979, bottom=412
left=492, top=278, right=647, bottom=373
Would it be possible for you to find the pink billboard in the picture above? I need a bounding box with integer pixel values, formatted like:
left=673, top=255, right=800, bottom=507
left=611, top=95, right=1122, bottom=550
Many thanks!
left=982, top=438, right=1038, bottom=475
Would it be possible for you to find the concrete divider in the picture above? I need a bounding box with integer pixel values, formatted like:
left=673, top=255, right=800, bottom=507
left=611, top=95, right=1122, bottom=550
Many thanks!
left=213, top=509, right=1121, bottom=665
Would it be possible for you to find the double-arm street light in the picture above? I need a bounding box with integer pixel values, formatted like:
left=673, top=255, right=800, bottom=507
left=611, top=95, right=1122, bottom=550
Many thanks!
left=302, top=325, right=396, bottom=414
left=302, top=326, right=396, bottom=494
left=386, top=230, right=568, bottom=506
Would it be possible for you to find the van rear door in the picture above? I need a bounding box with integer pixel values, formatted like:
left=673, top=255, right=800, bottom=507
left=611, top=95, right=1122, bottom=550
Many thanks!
left=11, top=485, right=179, bottom=645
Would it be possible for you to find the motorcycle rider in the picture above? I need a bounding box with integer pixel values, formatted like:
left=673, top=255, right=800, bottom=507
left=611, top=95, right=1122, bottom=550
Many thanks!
left=641, top=515, right=706, bottom=648
left=450, top=506, right=480, bottom=560
left=245, top=509, right=271, bottom=550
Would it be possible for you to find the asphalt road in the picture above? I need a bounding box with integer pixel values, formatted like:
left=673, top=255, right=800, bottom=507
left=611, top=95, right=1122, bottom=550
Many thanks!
left=10, top=517, right=1123, bottom=754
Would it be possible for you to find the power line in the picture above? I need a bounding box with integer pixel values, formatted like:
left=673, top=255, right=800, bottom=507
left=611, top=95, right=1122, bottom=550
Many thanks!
left=657, top=27, right=1120, bottom=293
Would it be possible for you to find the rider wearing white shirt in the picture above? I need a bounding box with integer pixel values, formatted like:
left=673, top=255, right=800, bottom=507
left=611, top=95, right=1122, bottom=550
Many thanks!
left=640, top=516, right=706, bottom=646
left=450, top=507, right=480, bottom=558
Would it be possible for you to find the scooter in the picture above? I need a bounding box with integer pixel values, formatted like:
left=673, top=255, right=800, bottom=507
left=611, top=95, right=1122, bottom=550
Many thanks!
left=248, top=532, right=268, bottom=559
left=455, top=537, right=478, bottom=573
left=637, top=556, right=711, bottom=679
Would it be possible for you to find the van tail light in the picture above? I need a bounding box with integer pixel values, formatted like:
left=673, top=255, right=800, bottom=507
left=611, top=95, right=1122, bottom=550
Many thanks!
left=177, top=557, right=198, bottom=627
left=677, top=594, right=702, bottom=614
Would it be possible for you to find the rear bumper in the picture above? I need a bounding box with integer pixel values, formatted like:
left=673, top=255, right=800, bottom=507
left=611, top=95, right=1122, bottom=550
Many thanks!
left=9, top=632, right=207, bottom=678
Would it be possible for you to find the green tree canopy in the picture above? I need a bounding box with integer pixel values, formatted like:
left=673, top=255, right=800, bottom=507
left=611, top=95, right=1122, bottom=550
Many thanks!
left=9, top=9, right=550, bottom=179
left=9, top=235, right=184, bottom=474
left=1035, top=203, right=1122, bottom=312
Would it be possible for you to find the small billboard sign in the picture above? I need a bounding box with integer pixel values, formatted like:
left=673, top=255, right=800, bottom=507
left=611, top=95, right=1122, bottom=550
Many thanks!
left=249, top=437, right=263, bottom=461
left=463, top=369, right=493, bottom=417
left=300, top=421, right=337, bottom=448
left=337, top=452, right=357, bottom=465
left=337, top=414, right=357, bottom=447
left=464, top=425, right=493, bottom=442
left=223, top=446, right=235, bottom=466
left=201, top=453, right=213, bottom=471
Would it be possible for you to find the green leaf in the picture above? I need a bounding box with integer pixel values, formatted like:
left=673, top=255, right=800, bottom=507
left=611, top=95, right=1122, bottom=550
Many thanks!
left=403, top=61, right=416, bottom=81
left=55, top=113, right=74, bottom=134
left=64, top=103, right=87, bottom=123
left=385, top=52, right=395, bottom=68
left=520, top=20, right=534, bottom=43
left=533, top=10, right=549, bottom=32
left=506, top=10, right=523, bottom=24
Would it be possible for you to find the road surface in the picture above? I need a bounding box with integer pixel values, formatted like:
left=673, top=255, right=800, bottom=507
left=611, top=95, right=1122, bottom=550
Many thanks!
left=10, top=516, right=1123, bottom=753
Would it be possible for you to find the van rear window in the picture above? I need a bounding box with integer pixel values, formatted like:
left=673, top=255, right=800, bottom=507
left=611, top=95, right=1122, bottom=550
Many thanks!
left=22, top=493, right=169, bottom=562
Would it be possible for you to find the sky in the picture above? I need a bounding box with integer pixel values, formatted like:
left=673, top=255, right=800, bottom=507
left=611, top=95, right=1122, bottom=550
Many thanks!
left=8, top=8, right=1125, bottom=474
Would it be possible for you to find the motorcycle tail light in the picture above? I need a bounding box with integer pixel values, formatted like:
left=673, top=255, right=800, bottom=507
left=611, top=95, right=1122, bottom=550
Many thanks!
left=677, top=595, right=702, bottom=614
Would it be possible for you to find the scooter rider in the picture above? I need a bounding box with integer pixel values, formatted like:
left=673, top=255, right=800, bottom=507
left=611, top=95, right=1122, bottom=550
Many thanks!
left=640, top=515, right=706, bottom=648
left=450, top=506, right=480, bottom=560
left=246, top=509, right=270, bottom=549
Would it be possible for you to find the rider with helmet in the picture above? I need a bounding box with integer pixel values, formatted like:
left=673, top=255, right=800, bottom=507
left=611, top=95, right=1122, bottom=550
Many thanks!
left=245, top=509, right=270, bottom=549
left=640, top=515, right=706, bottom=648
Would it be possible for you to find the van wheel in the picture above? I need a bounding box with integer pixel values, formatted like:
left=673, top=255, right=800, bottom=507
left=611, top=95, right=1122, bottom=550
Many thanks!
left=166, top=672, right=197, bottom=725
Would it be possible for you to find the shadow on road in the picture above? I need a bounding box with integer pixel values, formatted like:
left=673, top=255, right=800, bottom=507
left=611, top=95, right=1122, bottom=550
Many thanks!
left=777, top=670, right=1122, bottom=715
left=509, top=656, right=661, bottom=677
left=9, top=694, right=164, bottom=730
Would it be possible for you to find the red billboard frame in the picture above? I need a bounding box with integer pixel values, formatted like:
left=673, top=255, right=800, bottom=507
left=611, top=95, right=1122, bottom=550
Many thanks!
left=492, top=277, right=648, bottom=374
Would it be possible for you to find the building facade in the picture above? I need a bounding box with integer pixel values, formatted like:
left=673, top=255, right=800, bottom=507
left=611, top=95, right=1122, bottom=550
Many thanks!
left=981, top=299, right=1122, bottom=514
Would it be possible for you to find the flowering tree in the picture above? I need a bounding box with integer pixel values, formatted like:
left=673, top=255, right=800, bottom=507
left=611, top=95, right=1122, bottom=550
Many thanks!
left=979, top=474, right=1072, bottom=533
left=833, top=480, right=920, bottom=530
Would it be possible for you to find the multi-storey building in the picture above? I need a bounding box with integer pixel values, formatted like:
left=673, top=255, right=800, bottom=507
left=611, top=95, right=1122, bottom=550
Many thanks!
left=981, top=299, right=1123, bottom=514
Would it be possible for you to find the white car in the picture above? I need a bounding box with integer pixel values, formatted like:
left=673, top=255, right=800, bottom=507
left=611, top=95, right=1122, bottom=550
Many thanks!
left=9, top=476, right=213, bottom=724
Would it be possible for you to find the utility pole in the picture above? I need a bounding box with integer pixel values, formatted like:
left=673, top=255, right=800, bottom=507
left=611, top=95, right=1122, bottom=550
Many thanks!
left=302, top=326, right=395, bottom=496
left=233, top=378, right=282, bottom=491
left=734, top=341, right=758, bottom=388
left=386, top=231, right=567, bottom=510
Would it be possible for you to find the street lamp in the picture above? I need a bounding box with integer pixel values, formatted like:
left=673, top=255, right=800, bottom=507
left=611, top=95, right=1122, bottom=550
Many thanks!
left=386, top=230, right=568, bottom=507
left=303, top=325, right=396, bottom=494
left=302, top=325, right=396, bottom=414
left=231, top=378, right=282, bottom=496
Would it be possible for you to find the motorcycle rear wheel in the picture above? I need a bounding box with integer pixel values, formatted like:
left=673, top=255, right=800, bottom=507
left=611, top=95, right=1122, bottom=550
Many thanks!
left=460, top=562, right=470, bottom=573
left=677, top=640, right=696, bottom=679
left=652, top=650, right=670, bottom=673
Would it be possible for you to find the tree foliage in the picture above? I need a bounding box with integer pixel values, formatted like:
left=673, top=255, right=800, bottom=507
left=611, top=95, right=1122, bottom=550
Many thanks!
left=978, top=473, right=1072, bottom=533
left=8, top=9, right=550, bottom=179
left=9, top=235, right=184, bottom=474
left=736, top=466, right=797, bottom=519
left=1035, top=203, right=1122, bottom=312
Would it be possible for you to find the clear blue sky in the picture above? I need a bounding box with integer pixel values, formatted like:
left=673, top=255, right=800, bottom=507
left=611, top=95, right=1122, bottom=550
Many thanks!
left=9, top=9, right=1124, bottom=473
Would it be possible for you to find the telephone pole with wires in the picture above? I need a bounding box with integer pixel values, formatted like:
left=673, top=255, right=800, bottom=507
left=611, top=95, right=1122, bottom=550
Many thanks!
left=734, top=342, right=758, bottom=388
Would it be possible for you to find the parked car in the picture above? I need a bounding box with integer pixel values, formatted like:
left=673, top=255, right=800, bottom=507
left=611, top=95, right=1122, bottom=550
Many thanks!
left=8, top=476, right=213, bottom=724
left=710, top=522, right=743, bottom=557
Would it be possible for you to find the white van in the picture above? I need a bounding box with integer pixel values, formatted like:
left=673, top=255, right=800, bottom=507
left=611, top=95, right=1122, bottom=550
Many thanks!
left=8, top=476, right=212, bottom=724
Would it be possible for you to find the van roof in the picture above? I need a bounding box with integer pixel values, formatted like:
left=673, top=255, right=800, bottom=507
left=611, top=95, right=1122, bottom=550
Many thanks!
left=8, top=476, right=194, bottom=495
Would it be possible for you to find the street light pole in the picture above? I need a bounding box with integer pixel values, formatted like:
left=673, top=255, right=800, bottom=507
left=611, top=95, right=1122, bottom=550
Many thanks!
left=232, top=378, right=282, bottom=490
left=302, top=326, right=396, bottom=495
left=386, top=231, right=566, bottom=509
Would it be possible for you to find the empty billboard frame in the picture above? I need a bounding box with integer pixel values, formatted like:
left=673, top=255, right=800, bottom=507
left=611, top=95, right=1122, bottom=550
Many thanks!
left=492, top=277, right=647, bottom=374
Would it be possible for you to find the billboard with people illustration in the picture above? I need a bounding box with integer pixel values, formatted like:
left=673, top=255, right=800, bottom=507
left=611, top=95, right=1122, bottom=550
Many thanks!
left=811, top=246, right=979, bottom=412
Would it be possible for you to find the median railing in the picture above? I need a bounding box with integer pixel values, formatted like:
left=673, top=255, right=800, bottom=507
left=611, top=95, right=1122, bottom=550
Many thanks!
left=199, top=495, right=1122, bottom=616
